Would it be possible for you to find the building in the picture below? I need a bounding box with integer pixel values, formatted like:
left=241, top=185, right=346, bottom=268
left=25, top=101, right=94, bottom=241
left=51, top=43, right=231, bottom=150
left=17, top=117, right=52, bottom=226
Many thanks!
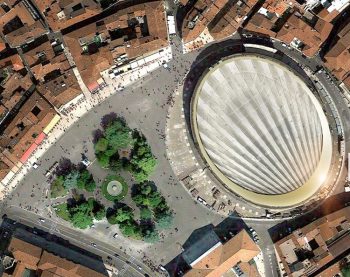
left=245, top=0, right=333, bottom=56
left=0, top=37, right=6, bottom=52
left=181, top=229, right=260, bottom=277
left=0, top=54, right=31, bottom=121
left=275, top=207, right=350, bottom=276
left=323, top=20, right=350, bottom=90
left=0, top=91, right=58, bottom=181
left=22, top=37, right=82, bottom=108
left=64, top=0, right=168, bottom=91
left=33, top=0, right=103, bottom=31
left=191, top=54, right=332, bottom=207
left=2, top=237, right=106, bottom=277
left=181, top=0, right=258, bottom=51
left=0, top=0, right=48, bottom=47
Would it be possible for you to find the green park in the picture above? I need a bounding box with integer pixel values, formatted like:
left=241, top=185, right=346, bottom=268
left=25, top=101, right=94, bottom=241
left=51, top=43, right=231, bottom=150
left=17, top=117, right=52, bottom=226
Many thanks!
left=50, top=114, right=173, bottom=243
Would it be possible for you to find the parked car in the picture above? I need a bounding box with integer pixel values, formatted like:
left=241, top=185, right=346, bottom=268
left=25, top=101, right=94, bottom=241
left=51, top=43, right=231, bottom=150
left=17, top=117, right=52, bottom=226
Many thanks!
left=249, top=227, right=259, bottom=242
left=113, top=233, right=118, bottom=238
left=248, top=227, right=257, bottom=236
left=91, top=242, right=97, bottom=247
left=38, top=218, right=45, bottom=223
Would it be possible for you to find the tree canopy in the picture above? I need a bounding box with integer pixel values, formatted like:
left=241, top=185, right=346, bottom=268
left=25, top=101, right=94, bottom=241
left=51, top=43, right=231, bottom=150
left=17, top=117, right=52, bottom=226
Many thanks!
left=92, top=116, right=157, bottom=182
left=55, top=198, right=106, bottom=229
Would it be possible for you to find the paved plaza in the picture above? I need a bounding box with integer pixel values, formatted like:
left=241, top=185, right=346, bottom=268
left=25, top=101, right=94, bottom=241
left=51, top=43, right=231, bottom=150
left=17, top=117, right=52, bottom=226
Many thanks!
left=0, top=33, right=349, bottom=277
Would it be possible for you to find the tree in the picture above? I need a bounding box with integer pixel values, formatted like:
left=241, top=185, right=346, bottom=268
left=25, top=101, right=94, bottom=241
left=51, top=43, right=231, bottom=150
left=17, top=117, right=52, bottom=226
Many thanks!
left=107, top=206, right=134, bottom=224
left=107, top=213, right=118, bottom=225
left=70, top=210, right=93, bottom=229
left=140, top=208, right=152, bottom=220
left=95, top=137, right=108, bottom=153
left=143, top=229, right=160, bottom=243
left=63, top=171, right=80, bottom=190
left=104, top=119, right=133, bottom=151
left=94, top=208, right=106, bottom=220
left=147, top=192, right=163, bottom=208
left=155, top=213, right=173, bottom=230
left=140, top=182, right=152, bottom=195
left=56, top=158, right=75, bottom=177
left=115, top=207, right=134, bottom=223
left=76, top=169, right=91, bottom=190
left=132, top=194, right=145, bottom=206
left=69, top=202, right=94, bottom=229
left=130, top=154, right=157, bottom=182
left=85, top=180, right=96, bottom=192
left=108, top=132, right=132, bottom=151
left=133, top=170, right=149, bottom=183
left=89, top=199, right=106, bottom=220
left=110, top=157, right=123, bottom=171
left=119, top=221, right=142, bottom=239
left=340, top=259, right=350, bottom=277
left=97, top=153, right=110, bottom=168
left=101, top=112, right=117, bottom=129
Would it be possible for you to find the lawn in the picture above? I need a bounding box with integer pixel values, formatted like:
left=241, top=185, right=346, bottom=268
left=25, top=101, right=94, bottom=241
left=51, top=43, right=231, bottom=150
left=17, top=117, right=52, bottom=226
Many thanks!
left=53, top=203, right=70, bottom=221
left=101, top=175, right=128, bottom=202
left=50, top=176, right=67, bottom=198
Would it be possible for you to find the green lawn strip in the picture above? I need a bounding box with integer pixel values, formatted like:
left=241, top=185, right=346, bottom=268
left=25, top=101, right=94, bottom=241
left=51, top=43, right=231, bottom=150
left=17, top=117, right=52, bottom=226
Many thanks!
left=53, top=203, right=70, bottom=221
left=50, top=176, right=68, bottom=198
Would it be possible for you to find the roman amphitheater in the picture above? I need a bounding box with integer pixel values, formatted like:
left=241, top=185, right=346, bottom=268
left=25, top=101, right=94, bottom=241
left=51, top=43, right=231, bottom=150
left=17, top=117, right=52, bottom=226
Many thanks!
left=190, top=55, right=333, bottom=208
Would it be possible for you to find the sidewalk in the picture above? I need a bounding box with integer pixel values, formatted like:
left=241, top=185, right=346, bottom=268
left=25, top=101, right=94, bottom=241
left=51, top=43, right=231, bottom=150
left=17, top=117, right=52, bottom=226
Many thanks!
left=0, top=46, right=173, bottom=201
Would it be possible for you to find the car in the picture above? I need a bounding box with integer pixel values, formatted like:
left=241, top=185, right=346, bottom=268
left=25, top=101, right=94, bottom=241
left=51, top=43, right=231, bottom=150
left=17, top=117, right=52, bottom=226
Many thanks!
left=38, top=218, right=45, bottom=223
left=113, top=233, right=118, bottom=238
left=91, top=224, right=95, bottom=228
left=114, top=253, right=119, bottom=257
left=107, top=256, right=112, bottom=260
left=125, top=260, right=131, bottom=264
left=33, top=230, right=38, bottom=235
left=144, top=274, right=150, bottom=277
left=91, top=242, right=97, bottom=247
left=248, top=227, right=257, bottom=236
left=158, top=265, right=166, bottom=272
left=33, top=162, right=39, bottom=169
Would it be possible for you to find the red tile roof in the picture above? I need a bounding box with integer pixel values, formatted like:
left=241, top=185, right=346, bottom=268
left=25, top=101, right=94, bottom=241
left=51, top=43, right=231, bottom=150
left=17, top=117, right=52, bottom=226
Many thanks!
left=184, top=230, right=260, bottom=277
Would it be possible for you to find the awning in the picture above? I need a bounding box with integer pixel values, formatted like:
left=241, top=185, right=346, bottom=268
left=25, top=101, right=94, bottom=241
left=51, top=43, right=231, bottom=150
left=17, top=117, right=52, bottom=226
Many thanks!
left=88, top=81, right=99, bottom=91
left=2, top=170, right=15, bottom=185
left=43, top=114, right=61, bottom=134
left=97, top=78, right=105, bottom=85
left=34, top=132, right=46, bottom=145
left=20, top=143, right=38, bottom=163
